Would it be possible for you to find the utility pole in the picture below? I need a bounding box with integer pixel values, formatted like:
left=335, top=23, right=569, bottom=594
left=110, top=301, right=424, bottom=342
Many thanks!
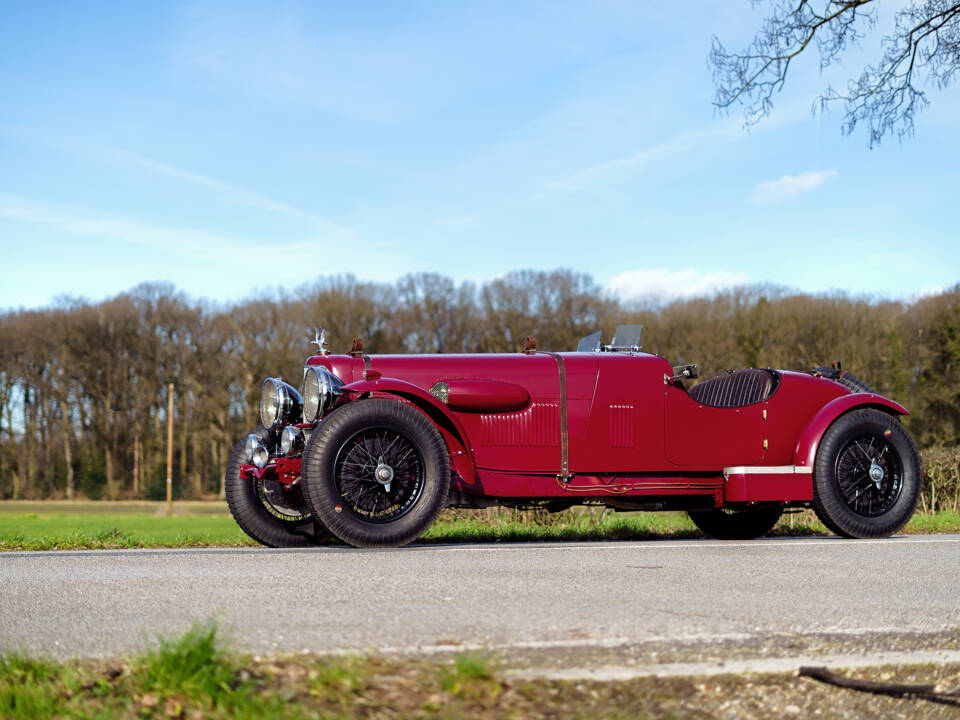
left=166, top=381, right=174, bottom=516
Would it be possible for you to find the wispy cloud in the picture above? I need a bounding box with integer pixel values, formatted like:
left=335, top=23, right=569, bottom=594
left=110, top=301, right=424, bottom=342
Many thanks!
left=0, top=125, right=346, bottom=234
left=431, top=214, right=479, bottom=231
left=606, top=268, right=748, bottom=303
left=105, top=148, right=347, bottom=233
left=751, top=170, right=838, bottom=203
left=0, top=194, right=413, bottom=287
left=545, top=102, right=814, bottom=195
left=545, top=123, right=734, bottom=194
left=0, top=193, right=257, bottom=257
left=546, top=141, right=673, bottom=193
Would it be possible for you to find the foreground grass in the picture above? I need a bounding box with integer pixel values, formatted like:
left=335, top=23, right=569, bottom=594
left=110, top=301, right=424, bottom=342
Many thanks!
left=1, top=503, right=959, bottom=551
left=0, top=622, right=287, bottom=719
left=2, top=622, right=959, bottom=720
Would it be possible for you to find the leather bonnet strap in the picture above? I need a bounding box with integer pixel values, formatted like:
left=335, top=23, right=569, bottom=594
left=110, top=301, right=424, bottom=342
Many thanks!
left=541, top=352, right=571, bottom=480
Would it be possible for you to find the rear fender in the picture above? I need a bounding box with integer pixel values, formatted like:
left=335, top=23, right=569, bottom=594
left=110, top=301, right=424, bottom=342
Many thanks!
left=793, top=394, right=909, bottom=469
left=340, top=378, right=477, bottom=485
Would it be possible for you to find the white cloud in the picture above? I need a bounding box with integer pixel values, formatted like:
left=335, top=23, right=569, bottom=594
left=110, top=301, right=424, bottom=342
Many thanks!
left=751, top=170, right=838, bottom=203
left=606, top=268, right=749, bottom=304
left=909, top=285, right=945, bottom=303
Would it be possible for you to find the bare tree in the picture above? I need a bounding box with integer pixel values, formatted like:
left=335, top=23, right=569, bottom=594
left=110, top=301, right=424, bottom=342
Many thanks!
left=396, top=273, right=477, bottom=353
left=711, top=1, right=960, bottom=145
left=2, top=273, right=959, bottom=499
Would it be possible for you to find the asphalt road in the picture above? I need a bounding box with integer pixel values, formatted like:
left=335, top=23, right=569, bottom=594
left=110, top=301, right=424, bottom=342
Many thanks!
left=1, top=536, right=958, bottom=661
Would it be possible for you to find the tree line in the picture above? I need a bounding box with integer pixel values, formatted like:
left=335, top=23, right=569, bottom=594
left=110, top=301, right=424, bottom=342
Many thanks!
left=1, top=270, right=957, bottom=500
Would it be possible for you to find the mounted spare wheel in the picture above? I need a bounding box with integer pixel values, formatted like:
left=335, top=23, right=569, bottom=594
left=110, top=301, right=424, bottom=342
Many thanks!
left=812, top=409, right=921, bottom=538
left=813, top=366, right=875, bottom=394
left=224, top=427, right=328, bottom=547
left=300, top=398, right=450, bottom=548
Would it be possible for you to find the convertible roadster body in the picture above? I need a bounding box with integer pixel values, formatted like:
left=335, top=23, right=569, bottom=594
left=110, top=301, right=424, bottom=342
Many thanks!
left=225, top=326, right=921, bottom=547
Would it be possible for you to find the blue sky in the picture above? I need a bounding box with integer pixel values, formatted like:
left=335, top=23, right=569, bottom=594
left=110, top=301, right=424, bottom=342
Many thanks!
left=1, top=0, right=957, bottom=311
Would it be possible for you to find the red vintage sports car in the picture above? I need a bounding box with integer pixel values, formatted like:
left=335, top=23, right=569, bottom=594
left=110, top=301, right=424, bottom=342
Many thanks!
left=225, top=325, right=921, bottom=548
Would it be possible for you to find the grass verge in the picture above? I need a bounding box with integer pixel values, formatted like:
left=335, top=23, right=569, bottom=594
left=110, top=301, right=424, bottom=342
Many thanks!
left=0, top=510, right=254, bottom=550
left=423, top=507, right=960, bottom=543
left=2, top=623, right=958, bottom=719
left=1, top=503, right=959, bottom=551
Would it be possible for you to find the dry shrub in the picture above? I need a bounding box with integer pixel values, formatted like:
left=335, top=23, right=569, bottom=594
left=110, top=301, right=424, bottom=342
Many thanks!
left=920, top=446, right=960, bottom=513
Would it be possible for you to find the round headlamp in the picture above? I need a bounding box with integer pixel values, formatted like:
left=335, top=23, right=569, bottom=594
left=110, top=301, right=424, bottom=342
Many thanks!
left=252, top=444, right=270, bottom=469
left=244, top=433, right=270, bottom=470
left=259, top=378, right=302, bottom=429
left=279, top=425, right=304, bottom=457
left=301, top=366, right=343, bottom=423
left=243, top=433, right=260, bottom=461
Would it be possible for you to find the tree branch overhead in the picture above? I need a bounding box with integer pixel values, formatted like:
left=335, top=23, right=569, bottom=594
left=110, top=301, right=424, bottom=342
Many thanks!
left=711, top=1, right=960, bottom=145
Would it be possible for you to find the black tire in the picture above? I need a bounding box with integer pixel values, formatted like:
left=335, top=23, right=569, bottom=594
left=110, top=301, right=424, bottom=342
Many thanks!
left=224, top=428, right=326, bottom=548
left=813, top=367, right=875, bottom=394
left=688, top=507, right=783, bottom=540
left=301, top=399, right=450, bottom=548
left=812, top=409, right=921, bottom=538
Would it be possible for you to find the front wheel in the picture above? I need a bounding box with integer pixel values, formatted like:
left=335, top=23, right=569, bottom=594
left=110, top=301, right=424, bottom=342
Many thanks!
left=301, top=399, right=450, bottom=548
left=224, top=428, right=326, bottom=547
left=688, top=507, right=783, bottom=540
left=812, top=409, right=921, bottom=538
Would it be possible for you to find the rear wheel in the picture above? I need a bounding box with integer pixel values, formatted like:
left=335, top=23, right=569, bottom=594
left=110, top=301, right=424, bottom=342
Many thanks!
left=688, top=507, right=783, bottom=540
left=812, top=409, right=921, bottom=538
left=301, top=399, right=449, bottom=548
left=224, top=428, right=327, bottom=547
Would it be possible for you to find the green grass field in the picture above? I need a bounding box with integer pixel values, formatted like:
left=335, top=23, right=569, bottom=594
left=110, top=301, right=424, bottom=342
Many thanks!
left=1, top=502, right=958, bottom=551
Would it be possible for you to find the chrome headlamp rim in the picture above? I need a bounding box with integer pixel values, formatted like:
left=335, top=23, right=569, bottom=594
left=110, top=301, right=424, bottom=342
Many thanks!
left=279, top=425, right=305, bottom=457
left=243, top=433, right=261, bottom=461
left=259, top=377, right=303, bottom=430
left=245, top=433, right=270, bottom=470
left=300, top=365, right=343, bottom=423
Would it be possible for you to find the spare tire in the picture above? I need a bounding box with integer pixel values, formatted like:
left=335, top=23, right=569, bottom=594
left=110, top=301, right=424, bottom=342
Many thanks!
left=813, top=366, right=875, bottom=394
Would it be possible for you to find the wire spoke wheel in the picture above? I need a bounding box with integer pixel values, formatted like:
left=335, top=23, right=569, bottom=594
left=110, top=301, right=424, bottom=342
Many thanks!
left=256, top=477, right=311, bottom=522
left=834, top=434, right=903, bottom=518
left=301, top=398, right=449, bottom=548
left=334, top=427, right=425, bottom=523
left=813, top=409, right=920, bottom=538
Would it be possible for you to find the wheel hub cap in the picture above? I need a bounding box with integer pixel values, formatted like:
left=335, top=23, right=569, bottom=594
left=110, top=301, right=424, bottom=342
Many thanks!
left=868, top=461, right=884, bottom=487
left=375, top=461, right=394, bottom=492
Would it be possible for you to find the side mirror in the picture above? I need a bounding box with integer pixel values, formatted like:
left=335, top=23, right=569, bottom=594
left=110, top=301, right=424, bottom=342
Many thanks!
left=670, top=364, right=698, bottom=382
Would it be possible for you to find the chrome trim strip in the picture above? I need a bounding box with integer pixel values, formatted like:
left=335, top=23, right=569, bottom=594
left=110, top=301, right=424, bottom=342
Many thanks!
left=723, top=465, right=814, bottom=476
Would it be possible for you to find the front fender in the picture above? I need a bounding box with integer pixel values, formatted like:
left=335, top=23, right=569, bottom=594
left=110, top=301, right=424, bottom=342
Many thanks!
left=340, top=377, right=477, bottom=484
left=793, top=393, right=909, bottom=469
